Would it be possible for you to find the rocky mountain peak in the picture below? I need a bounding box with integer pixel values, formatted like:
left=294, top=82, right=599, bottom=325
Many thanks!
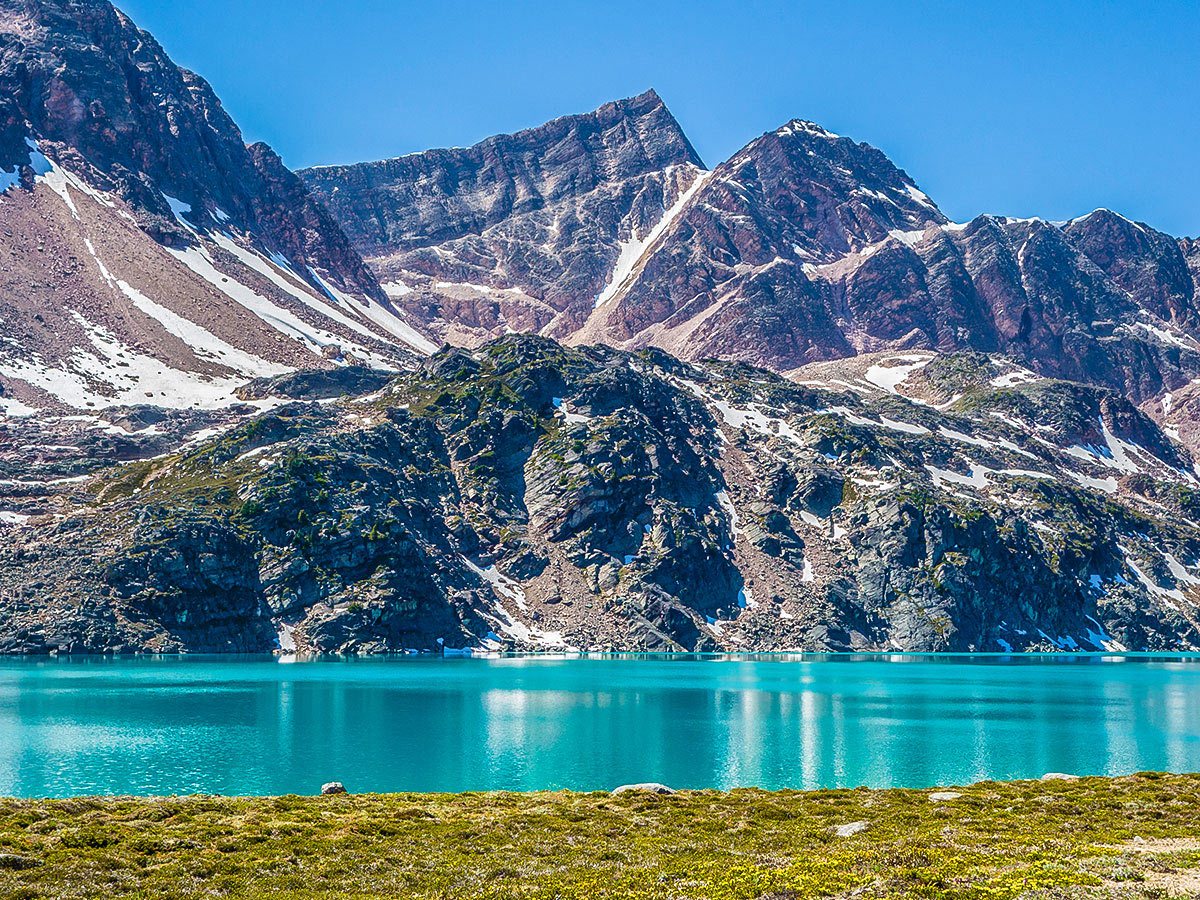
left=0, top=0, right=382, bottom=301
left=0, top=0, right=437, bottom=424
left=302, top=91, right=1200, bottom=413
left=562, top=117, right=951, bottom=368
left=2, top=0, right=240, bottom=217
left=728, top=117, right=947, bottom=259
left=1063, top=208, right=1197, bottom=328
left=301, top=88, right=703, bottom=258
left=300, top=88, right=709, bottom=342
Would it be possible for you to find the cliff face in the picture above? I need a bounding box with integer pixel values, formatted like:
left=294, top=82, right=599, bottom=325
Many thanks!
left=2, top=337, right=1197, bottom=655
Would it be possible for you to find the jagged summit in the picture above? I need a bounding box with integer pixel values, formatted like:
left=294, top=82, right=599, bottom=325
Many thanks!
left=310, top=89, right=701, bottom=172
left=300, top=87, right=707, bottom=342
left=771, top=118, right=846, bottom=141
left=566, top=112, right=951, bottom=367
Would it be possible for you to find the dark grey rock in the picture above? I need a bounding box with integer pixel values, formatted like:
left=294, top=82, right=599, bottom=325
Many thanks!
left=0, top=853, right=41, bottom=870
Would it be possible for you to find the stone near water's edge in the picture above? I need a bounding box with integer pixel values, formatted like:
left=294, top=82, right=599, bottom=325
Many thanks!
left=929, top=791, right=963, bottom=802
left=320, top=782, right=348, bottom=795
left=614, top=782, right=681, bottom=796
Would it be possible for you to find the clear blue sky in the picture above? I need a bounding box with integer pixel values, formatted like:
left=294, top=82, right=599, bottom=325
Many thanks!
left=118, top=0, right=1200, bottom=236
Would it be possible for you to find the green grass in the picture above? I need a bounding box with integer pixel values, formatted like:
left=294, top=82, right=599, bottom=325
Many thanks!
left=1, top=774, right=1198, bottom=899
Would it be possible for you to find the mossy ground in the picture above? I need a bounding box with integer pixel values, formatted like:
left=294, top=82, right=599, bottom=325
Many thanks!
left=1, top=774, right=1198, bottom=899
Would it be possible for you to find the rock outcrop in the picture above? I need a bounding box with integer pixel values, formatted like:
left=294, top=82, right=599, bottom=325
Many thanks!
left=2, top=337, right=1197, bottom=655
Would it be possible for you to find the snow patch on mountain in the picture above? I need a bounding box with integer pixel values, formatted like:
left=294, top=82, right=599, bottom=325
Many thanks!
left=116, top=279, right=288, bottom=379
left=0, top=311, right=249, bottom=410
left=307, top=267, right=437, bottom=354
left=863, top=354, right=934, bottom=393
left=594, top=165, right=712, bottom=308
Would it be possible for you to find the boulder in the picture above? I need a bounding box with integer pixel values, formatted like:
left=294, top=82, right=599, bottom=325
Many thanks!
left=0, top=853, right=41, bottom=870
left=834, top=821, right=870, bottom=837
left=612, top=783, right=677, bottom=796
left=929, top=791, right=963, bottom=802
left=321, top=782, right=348, bottom=795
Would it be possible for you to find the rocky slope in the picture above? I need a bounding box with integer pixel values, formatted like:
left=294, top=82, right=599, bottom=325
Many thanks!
left=0, top=0, right=437, bottom=424
left=2, top=336, right=1197, bottom=654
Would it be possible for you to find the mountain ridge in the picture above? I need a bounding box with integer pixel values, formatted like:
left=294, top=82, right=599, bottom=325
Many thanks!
left=305, top=94, right=1200, bottom=443
left=303, top=88, right=703, bottom=175
left=300, top=87, right=708, bottom=347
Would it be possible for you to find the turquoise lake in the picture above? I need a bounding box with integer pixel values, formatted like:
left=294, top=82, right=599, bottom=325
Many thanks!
left=0, top=655, right=1197, bottom=797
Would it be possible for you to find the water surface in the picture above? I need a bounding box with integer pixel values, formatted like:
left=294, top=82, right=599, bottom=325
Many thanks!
left=0, top=654, right=1196, bottom=797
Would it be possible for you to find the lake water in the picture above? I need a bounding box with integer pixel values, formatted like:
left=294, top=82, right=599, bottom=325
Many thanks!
left=0, top=654, right=1197, bottom=797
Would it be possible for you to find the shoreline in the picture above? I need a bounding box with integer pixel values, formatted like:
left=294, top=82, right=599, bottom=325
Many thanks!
left=3, top=769, right=1197, bottom=802
left=5, top=649, right=1200, bottom=660
left=2, top=774, right=1198, bottom=898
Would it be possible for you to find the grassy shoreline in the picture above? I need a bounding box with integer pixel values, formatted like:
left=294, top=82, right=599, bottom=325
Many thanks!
left=1, top=774, right=1198, bottom=899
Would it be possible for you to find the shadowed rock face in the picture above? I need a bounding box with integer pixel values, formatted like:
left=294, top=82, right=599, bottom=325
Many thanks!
left=2, top=338, right=1199, bottom=656
left=0, top=0, right=381, bottom=301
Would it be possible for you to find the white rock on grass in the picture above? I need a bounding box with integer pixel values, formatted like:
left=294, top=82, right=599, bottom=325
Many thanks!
left=834, top=821, right=870, bottom=837
left=321, top=782, right=348, bottom=795
left=929, top=791, right=963, bottom=802
left=1040, top=773, right=1080, bottom=782
left=612, top=783, right=677, bottom=795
